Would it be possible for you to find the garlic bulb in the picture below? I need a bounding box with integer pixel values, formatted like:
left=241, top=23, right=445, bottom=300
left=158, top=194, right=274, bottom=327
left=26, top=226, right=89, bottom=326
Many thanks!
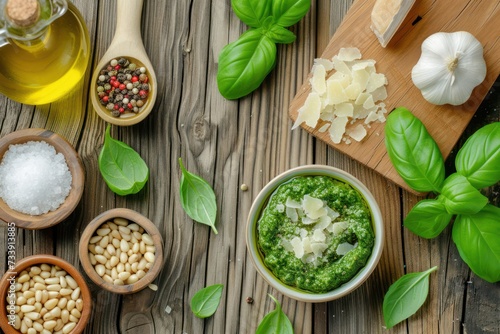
left=411, top=31, right=487, bottom=106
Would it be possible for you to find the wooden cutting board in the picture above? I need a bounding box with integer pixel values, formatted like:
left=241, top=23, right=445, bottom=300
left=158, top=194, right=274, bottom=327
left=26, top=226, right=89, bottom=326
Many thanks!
left=289, top=0, right=500, bottom=194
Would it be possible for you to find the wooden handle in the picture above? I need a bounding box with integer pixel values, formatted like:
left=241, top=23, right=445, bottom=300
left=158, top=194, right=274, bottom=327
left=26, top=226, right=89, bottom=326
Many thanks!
left=113, top=0, right=144, bottom=44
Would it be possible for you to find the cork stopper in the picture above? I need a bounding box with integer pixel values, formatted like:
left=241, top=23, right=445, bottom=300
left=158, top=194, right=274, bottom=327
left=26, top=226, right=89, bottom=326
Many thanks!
left=5, top=0, right=40, bottom=27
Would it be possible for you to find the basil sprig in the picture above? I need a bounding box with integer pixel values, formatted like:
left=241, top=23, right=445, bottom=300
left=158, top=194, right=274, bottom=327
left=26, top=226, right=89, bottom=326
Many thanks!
left=383, top=266, right=437, bottom=328
left=385, top=108, right=500, bottom=283
left=178, top=158, right=218, bottom=234
left=256, top=295, right=294, bottom=334
left=217, top=0, right=311, bottom=100
left=98, top=125, right=149, bottom=196
left=190, top=284, right=224, bottom=319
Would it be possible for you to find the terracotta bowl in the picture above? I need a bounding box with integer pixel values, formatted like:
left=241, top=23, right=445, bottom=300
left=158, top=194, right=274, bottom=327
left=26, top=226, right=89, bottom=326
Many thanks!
left=0, top=128, right=85, bottom=229
left=79, top=208, right=163, bottom=294
left=0, top=255, right=92, bottom=334
left=246, top=165, right=384, bottom=303
left=91, top=56, right=156, bottom=126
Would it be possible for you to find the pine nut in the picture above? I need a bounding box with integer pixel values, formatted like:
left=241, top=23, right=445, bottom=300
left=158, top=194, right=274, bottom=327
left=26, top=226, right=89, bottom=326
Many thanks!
left=95, top=264, right=105, bottom=277
left=96, top=228, right=111, bottom=236
left=89, top=235, right=102, bottom=244
left=61, top=309, right=69, bottom=323
left=20, top=305, right=35, bottom=313
left=144, top=252, right=155, bottom=263
left=44, top=298, right=58, bottom=310
left=62, top=322, right=76, bottom=333
left=71, top=287, right=80, bottom=301
left=43, top=319, right=57, bottom=330
left=99, top=235, right=109, bottom=248
left=142, top=233, right=154, bottom=246
left=65, top=276, right=78, bottom=290
left=114, top=217, right=129, bottom=226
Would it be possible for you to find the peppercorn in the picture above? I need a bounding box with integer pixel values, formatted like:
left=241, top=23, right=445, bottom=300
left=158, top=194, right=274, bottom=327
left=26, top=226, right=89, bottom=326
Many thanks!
left=96, top=57, right=151, bottom=117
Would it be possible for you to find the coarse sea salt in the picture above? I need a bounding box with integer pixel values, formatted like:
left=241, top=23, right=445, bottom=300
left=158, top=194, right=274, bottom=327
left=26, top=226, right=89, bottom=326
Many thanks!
left=0, top=141, right=72, bottom=215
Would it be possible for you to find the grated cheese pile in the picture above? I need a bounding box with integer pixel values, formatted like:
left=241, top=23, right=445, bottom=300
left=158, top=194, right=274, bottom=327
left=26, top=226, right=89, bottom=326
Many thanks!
left=292, top=47, right=388, bottom=144
left=277, top=194, right=356, bottom=266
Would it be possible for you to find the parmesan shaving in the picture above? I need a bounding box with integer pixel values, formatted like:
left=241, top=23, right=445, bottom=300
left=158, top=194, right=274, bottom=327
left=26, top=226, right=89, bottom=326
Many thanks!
left=336, top=242, right=356, bottom=256
left=293, top=47, right=388, bottom=144
left=279, top=194, right=347, bottom=265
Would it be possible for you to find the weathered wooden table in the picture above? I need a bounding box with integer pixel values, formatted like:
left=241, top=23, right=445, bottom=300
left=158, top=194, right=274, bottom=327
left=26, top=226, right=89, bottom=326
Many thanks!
left=1, top=0, right=499, bottom=333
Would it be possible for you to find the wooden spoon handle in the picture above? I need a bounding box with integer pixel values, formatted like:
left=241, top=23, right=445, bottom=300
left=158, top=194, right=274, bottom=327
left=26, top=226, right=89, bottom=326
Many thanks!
left=113, top=0, right=144, bottom=44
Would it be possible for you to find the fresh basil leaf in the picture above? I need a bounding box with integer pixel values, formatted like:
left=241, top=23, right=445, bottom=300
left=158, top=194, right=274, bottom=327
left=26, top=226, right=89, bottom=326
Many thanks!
left=265, top=25, right=296, bottom=44
left=98, top=125, right=149, bottom=196
left=256, top=295, right=294, bottom=334
left=383, top=266, right=438, bottom=329
left=217, top=29, right=277, bottom=100
left=439, top=173, right=488, bottom=215
left=385, top=107, right=445, bottom=193
left=231, top=0, right=271, bottom=28
left=452, top=205, right=500, bottom=283
left=190, top=284, right=224, bottom=318
left=272, top=0, right=311, bottom=27
left=404, top=199, right=452, bottom=239
left=178, top=158, right=218, bottom=234
left=456, top=122, right=500, bottom=189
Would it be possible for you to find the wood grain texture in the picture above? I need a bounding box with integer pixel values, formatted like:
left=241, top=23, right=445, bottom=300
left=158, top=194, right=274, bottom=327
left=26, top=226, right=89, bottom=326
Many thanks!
left=289, top=0, right=500, bottom=194
left=0, top=0, right=499, bottom=333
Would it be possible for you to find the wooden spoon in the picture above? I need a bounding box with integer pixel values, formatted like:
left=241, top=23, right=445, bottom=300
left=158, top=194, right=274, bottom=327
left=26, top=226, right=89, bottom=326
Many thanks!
left=90, top=0, right=157, bottom=126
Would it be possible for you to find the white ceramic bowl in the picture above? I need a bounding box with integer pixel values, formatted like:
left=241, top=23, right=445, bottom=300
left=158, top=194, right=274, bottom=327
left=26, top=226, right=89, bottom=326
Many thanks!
left=246, top=165, right=384, bottom=303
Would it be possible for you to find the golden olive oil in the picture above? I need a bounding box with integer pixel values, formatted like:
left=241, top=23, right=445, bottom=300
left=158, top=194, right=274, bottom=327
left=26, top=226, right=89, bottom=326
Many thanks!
left=0, top=2, right=90, bottom=105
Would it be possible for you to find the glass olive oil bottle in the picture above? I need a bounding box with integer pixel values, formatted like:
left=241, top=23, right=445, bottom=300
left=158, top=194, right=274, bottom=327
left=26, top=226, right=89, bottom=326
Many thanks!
left=0, top=0, right=90, bottom=105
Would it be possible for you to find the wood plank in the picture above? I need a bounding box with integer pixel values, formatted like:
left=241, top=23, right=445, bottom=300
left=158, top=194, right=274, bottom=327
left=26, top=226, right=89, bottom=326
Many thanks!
left=289, top=0, right=500, bottom=194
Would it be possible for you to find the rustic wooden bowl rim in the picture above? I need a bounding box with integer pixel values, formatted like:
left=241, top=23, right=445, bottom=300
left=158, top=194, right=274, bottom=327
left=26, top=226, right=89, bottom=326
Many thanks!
left=0, top=128, right=85, bottom=230
left=0, top=254, right=92, bottom=334
left=79, top=208, right=164, bottom=294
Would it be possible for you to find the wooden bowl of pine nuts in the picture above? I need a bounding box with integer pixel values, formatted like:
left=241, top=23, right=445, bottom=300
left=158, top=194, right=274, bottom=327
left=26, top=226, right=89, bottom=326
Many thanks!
left=0, top=254, right=92, bottom=334
left=78, top=208, right=163, bottom=294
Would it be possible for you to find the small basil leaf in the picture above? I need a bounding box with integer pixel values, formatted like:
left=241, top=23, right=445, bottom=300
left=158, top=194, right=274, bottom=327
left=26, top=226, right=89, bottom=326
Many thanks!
left=452, top=205, right=500, bottom=283
left=404, top=199, right=452, bottom=239
left=231, top=0, right=271, bottom=28
left=217, top=29, right=277, bottom=100
left=98, top=125, right=149, bottom=196
left=385, top=107, right=445, bottom=193
left=383, top=266, right=438, bottom=329
left=456, top=122, right=500, bottom=189
left=256, top=295, right=294, bottom=334
left=190, top=284, right=224, bottom=318
left=178, top=158, right=218, bottom=234
left=439, top=173, right=488, bottom=215
left=265, top=25, right=296, bottom=44
left=272, top=0, right=311, bottom=27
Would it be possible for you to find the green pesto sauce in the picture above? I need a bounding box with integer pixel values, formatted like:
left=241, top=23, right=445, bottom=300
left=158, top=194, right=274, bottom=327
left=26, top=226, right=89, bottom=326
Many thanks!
left=257, top=175, right=374, bottom=293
